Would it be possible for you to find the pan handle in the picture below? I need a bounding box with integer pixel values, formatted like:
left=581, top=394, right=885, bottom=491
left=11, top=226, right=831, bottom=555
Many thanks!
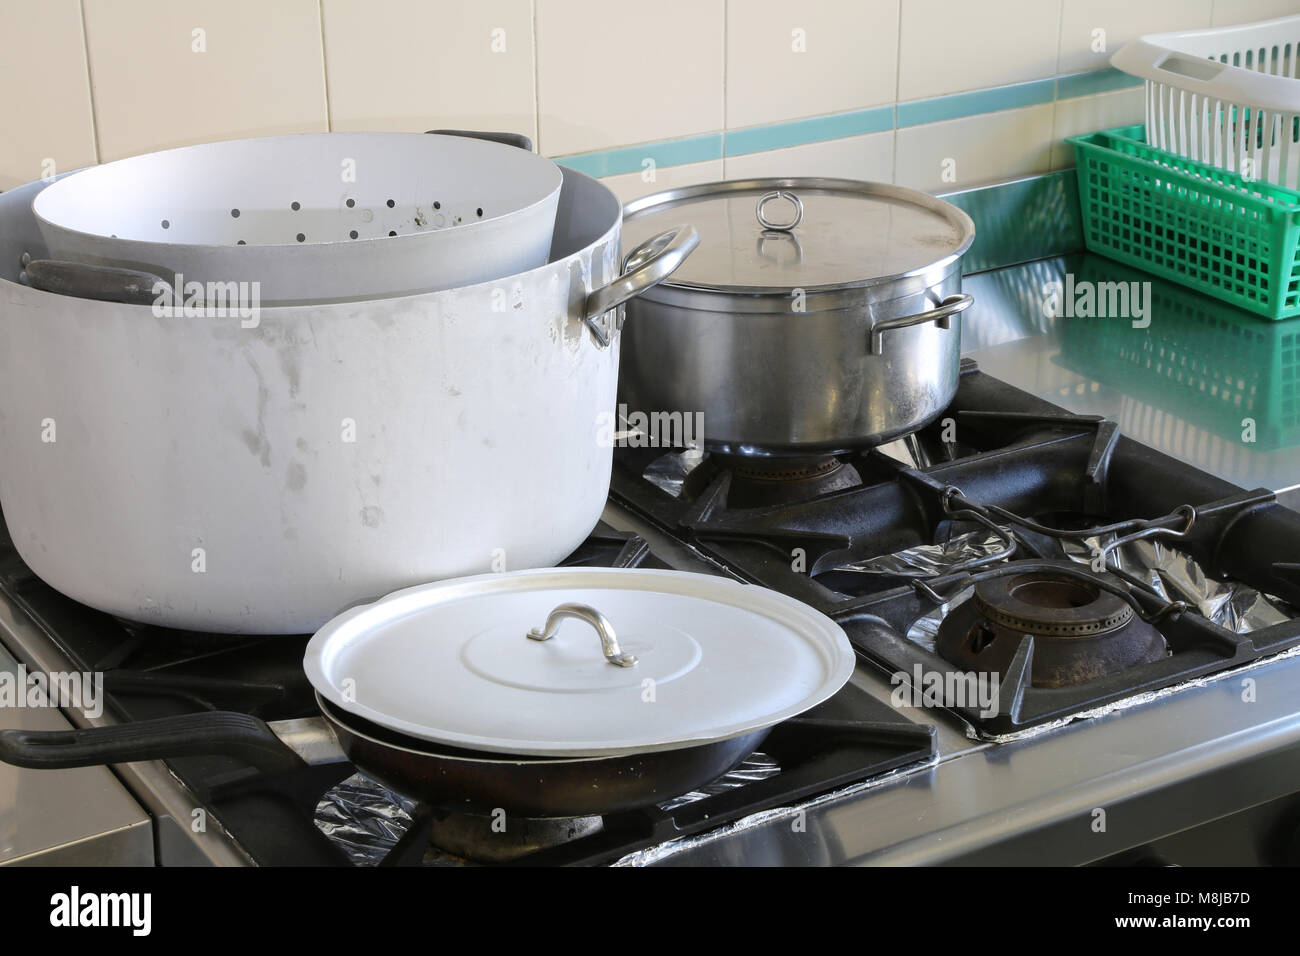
left=0, top=711, right=304, bottom=774
left=526, top=603, right=638, bottom=667
left=425, top=128, right=534, bottom=152
left=867, top=292, right=973, bottom=355
left=582, top=225, right=700, bottom=347
left=23, top=258, right=172, bottom=306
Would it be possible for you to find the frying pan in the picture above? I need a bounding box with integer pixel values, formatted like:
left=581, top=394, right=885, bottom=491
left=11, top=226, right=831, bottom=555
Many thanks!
left=0, top=694, right=769, bottom=818
left=0, top=571, right=853, bottom=816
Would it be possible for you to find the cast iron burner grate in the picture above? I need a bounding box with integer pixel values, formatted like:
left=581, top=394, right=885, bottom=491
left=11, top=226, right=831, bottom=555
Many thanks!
left=610, top=359, right=1300, bottom=736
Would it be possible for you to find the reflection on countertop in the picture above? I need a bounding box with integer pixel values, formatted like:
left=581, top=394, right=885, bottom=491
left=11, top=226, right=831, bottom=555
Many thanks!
left=961, top=252, right=1300, bottom=505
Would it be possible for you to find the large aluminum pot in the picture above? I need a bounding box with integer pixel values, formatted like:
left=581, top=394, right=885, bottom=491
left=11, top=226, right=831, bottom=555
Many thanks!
left=0, top=169, right=697, bottom=634
left=618, top=178, right=976, bottom=455
left=31, top=131, right=564, bottom=305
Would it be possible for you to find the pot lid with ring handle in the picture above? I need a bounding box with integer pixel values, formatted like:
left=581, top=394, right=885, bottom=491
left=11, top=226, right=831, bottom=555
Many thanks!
left=620, top=177, right=975, bottom=295
left=302, top=567, right=855, bottom=758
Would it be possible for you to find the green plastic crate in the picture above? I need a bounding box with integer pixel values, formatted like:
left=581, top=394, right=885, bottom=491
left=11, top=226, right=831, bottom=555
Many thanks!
left=1068, top=124, right=1300, bottom=320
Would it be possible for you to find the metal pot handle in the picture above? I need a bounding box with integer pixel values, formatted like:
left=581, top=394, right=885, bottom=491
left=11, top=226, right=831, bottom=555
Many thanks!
left=425, top=128, right=534, bottom=152
left=22, top=258, right=173, bottom=306
left=582, top=225, right=700, bottom=347
left=526, top=602, right=638, bottom=667
left=867, top=293, right=973, bottom=355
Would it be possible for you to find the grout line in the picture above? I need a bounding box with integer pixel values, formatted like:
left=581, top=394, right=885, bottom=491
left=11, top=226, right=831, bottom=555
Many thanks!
left=531, top=0, right=541, bottom=153
left=78, top=0, right=102, bottom=164
left=317, top=0, right=332, bottom=132
left=1048, top=0, right=1065, bottom=173
left=1052, top=0, right=1065, bottom=78
left=891, top=0, right=903, bottom=186
left=721, top=0, right=728, bottom=178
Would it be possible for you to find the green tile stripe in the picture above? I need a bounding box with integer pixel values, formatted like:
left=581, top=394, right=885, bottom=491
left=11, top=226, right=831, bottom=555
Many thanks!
left=724, top=105, right=895, bottom=156
left=554, top=133, right=722, bottom=178
left=1056, top=67, right=1144, bottom=100
left=553, top=68, right=1147, bottom=175
left=896, top=78, right=1055, bottom=127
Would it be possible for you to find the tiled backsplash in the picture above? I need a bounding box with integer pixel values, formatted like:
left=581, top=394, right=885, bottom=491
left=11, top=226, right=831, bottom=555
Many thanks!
left=2, top=0, right=1298, bottom=196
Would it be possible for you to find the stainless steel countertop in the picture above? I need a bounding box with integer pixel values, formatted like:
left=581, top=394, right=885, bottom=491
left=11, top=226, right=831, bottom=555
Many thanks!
left=960, top=253, right=1300, bottom=507
left=0, top=640, right=152, bottom=865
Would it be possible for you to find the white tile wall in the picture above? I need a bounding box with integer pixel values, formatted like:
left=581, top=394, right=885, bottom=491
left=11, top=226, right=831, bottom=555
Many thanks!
left=725, top=132, right=895, bottom=181
left=0, top=0, right=97, bottom=190
left=82, top=0, right=328, bottom=162
left=5, top=0, right=1300, bottom=196
left=726, top=0, right=898, bottom=128
left=1050, top=86, right=1144, bottom=168
left=897, top=0, right=1063, bottom=101
left=322, top=0, right=536, bottom=141
left=1058, top=0, right=1212, bottom=75
left=600, top=160, right=725, bottom=205
left=1210, top=0, right=1300, bottom=26
left=894, top=104, right=1055, bottom=192
left=535, top=0, right=724, bottom=156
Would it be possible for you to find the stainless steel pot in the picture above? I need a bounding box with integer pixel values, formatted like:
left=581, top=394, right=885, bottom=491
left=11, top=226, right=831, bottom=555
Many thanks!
left=618, top=178, right=976, bottom=456
left=0, top=170, right=697, bottom=634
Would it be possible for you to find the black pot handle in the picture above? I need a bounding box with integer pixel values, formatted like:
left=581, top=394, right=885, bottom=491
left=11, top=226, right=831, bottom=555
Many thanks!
left=0, top=711, right=303, bottom=774
left=425, top=128, right=534, bottom=152
left=23, top=258, right=172, bottom=306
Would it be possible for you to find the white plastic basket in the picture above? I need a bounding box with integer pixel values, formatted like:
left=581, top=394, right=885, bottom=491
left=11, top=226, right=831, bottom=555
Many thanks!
left=1111, top=15, right=1300, bottom=190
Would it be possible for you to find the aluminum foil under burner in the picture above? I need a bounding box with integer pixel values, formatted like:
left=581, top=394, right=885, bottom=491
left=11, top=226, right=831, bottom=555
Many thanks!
left=934, top=565, right=1167, bottom=688
left=314, top=753, right=782, bottom=866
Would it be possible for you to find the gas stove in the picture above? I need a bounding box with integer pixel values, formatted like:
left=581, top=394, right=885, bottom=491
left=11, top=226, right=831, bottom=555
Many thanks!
left=3, top=360, right=1300, bottom=866
left=611, top=360, right=1300, bottom=738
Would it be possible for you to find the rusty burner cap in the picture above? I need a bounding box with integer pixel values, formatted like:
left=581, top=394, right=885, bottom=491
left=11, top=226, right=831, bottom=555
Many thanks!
left=707, top=454, right=862, bottom=509
left=935, top=566, right=1167, bottom=688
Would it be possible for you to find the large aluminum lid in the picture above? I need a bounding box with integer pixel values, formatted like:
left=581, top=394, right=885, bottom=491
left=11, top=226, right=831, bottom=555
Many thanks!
left=303, top=568, right=855, bottom=757
left=621, top=177, right=975, bottom=294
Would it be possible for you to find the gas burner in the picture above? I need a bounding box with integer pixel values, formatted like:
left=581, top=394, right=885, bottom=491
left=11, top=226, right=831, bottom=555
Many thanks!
left=426, top=812, right=604, bottom=863
left=935, top=565, right=1168, bottom=688
left=708, top=454, right=863, bottom=508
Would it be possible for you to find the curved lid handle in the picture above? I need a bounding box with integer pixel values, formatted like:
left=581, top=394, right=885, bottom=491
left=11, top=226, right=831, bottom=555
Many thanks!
left=756, top=190, right=803, bottom=232
left=526, top=602, right=638, bottom=667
